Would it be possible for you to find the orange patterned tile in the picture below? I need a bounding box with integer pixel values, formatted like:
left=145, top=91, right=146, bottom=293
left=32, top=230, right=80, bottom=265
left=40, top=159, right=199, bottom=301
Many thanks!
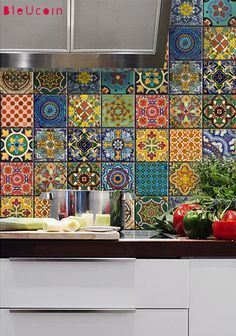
left=1, top=95, right=33, bottom=127
left=170, top=130, right=202, bottom=161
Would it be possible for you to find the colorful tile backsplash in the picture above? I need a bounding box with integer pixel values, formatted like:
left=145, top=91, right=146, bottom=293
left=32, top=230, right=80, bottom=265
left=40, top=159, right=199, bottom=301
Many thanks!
left=0, top=0, right=235, bottom=226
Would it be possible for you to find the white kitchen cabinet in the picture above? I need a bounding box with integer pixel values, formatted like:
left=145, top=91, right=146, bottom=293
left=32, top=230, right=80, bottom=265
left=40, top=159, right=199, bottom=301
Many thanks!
left=189, top=259, right=236, bottom=336
left=0, top=309, right=188, bottom=336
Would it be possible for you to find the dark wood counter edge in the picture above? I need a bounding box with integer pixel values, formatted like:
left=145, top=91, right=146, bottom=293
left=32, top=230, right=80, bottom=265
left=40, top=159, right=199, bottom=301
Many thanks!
left=1, top=239, right=236, bottom=258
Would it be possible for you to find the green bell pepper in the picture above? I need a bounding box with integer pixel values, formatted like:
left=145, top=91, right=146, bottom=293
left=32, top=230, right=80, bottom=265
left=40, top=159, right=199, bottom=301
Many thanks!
left=183, top=210, right=213, bottom=239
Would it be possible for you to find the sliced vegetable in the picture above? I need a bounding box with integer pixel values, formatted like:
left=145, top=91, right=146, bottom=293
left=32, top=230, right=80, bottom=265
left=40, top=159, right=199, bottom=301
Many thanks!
left=173, top=203, right=201, bottom=235
left=183, top=210, right=212, bottom=239
left=213, top=220, right=236, bottom=240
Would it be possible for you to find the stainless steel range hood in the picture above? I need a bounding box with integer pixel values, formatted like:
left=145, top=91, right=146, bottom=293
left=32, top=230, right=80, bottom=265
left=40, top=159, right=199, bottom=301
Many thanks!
left=0, top=0, right=171, bottom=68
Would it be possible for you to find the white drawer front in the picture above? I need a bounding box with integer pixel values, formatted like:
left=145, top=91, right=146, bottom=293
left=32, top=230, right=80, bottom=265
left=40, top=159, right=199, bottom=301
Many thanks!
left=0, top=259, right=135, bottom=308
left=135, top=259, right=189, bottom=308
left=0, top=309, right=188, bottom=336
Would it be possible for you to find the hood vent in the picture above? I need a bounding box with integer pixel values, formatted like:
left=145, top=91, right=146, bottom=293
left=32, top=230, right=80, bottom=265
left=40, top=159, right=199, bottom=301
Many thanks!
left=0, top=0, right=171, bottom=68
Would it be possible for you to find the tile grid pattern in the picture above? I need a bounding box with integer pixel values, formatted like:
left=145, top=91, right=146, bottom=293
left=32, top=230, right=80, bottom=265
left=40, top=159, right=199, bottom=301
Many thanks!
left=0, top=0, right=235, bottom=226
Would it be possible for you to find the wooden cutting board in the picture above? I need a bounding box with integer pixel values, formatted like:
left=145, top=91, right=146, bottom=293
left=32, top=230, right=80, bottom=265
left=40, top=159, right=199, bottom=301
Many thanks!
left=0, top=230, right=120, bottom=240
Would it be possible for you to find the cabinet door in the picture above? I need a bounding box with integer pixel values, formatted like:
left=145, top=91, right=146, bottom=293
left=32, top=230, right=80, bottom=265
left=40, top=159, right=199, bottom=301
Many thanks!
left=189, top=259, right=236, bottom=336
left=0, top=0, right=70, bottom=52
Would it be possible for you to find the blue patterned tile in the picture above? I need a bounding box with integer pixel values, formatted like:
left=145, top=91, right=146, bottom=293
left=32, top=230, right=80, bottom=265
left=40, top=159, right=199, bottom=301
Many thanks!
left=102, top=70, right=134, bottom=94
left=169, top=27, right=202, bottom=61
left=203, top=129, right=236, bottom=159
left=68, top=71, right=100, bottom=94
left=102, top=162, right=134, bottom=191
left=204, top=0, right=236, bottom=26
left=34, top=129, right=67, bottom=162
left=170, top=0, right=203, bottom=26
left=101, top=128, right=135, bottom=162
left=68, top=128, right=101, bottom=162
left=135, top=162, right=168, bottom=196
left=34, top=95, right=67, bottom=128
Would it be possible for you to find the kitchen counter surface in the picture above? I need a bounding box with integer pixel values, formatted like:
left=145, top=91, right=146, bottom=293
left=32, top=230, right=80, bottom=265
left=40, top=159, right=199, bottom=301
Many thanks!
left=1, top=233, right=236, bottom=258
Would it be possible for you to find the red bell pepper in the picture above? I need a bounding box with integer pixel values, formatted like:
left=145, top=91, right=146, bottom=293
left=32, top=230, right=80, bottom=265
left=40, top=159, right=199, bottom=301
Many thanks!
left=213, top=219, right=236, bottom=240
left=173, top=203, right=201, bottom=235
left=222, top=210, right=236, bottom=221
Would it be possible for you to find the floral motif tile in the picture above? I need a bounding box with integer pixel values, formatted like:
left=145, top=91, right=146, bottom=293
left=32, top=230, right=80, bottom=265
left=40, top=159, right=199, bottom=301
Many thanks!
left=135, top=162, right=168, bottom=196
left=68, top=128, right=101, bottom=162
left=34, top=129, right=67, bottom=161
left=1, top=95, right=33, bottom=127
left=0, top=69, right=33, bottom=94
left=68, top=71, right=100, bottom=94
left=169, top=196, right=190, bottom=209
left=169, top=163, right=198, bottom=196
left=102, top=95, right=134, bottom=127
left=203, top=61, right=236, bottom=94
left=0, top=163, right=33, bottom=196
left=204, top=0, right=236, bottom=26
left=34, top=95, right=67, bottom=128
left=203, top=95, right=236, bottom=128
left=203, top=129, right=235, bottom=159
left=170, top=0, right=203, bottom=26
left=135, top=69, right=168, bottom=94
left=34, top=197, right=51, bottom=218
left=68, top=162, right=101, bottom=190
left=124, top=199, right=135, bottom=229
left=136, top=95, right=168, bottom=128
left=170, top=130, right=202, bottom=161
left=136, top=130, right=168, bottom=162
left=34, top=162, right=67, bottom=195
left=101, top=70, right=134, bottom=94
left=34, top=71, right=67, bottom=94
left=102, top=163, right=134, bottom=191
left=102, top=128, right=135, bottom=162
left=135, top=196, right=168, bottom=229
left=170, top=61, right=202, bottom=94
left=68, top=95, right=101, bottom=127
left=169, top=27, right=202, bottom=61
left=204, top=27, right=236, bottom=60
left=0, top=197, right=33, bottom=218
left=170, top=95, right=202, bottom=128
left=1, top=128, right=33, bottom=162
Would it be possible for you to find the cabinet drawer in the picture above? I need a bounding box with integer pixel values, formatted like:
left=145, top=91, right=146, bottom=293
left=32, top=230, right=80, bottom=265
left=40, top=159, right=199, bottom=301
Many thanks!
left=0, top=309, right=188, bottom=336
left=0, top=258, right=135, bottom=308
left=135, top=259, right=189, bottom=308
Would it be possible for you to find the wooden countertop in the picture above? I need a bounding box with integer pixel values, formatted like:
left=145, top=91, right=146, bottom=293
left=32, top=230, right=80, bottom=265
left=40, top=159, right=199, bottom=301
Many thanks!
left=1, top=235, right=236, bottom=258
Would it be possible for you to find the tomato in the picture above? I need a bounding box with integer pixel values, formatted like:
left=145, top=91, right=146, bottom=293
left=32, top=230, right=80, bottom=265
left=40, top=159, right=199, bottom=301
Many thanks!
left=173, top=203, right=201, bottom=236
left=222, top=210, right=236, bottom=222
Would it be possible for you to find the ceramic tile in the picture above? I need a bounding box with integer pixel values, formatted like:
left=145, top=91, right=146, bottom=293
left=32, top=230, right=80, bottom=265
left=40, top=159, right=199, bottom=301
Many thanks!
left=34, top=197, right=51, bottom=218
left=170, top=0, right=203, bottom=26
left=68, top=95, right=101, bottom=127
left=170, top=61, right=202, bottom=94
left=0, top=69, right=33, bottom=94
left=102, top=95, right=134, bottom=127
left=101, top=162, right=134, bottom=191
left=68, top=70, right=100, bottom=93
left=68, top=128, right=101, bottom=162
left=1, top=95, right=33, bottom=127
left=34, top=71, right=67, bottom=94
left=136, top=95, right=168, bottom=129
left=135, top=162, right=168, bottom=196
left=203, top=61, right=236, bottom=94
left=34, top=95, right=67, bottom=128
left=34, top=162, right=67, bottom=195
left=204, top=27, right=236, bottom=60
left=102, top=128, right=134, bottom=162
left=169, top=162, right=198, bottom=196
left=101, top=70, right=134, bottom=94
left=34, top=129, right=67, bottom=161
left=135, top=196, right=168, bottom=229
left=0, top=163, right=33, bottom=196
left=170, top=130, right=202, bottom=161
left=124, top=199, right=135, bottom=230
left=204, top=0, right=236, bottom=26
left=170, top=95, right=202, bottom=128
left=135, top=69, right=168, bottom=94
left=136, top=130, right=168, bottom=162
left=0, top=196, right=33, bottom=218
left=1, top=128, right=33, bottom=162
left=67, top=162, right=101, bottom=190
left=203, top=129, right=235, bottom=159
left=203, top=95, right=236, bottom=128
left=169, top=27, right=202, bottom=61
left=169, top=196, right=190, bottom=209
